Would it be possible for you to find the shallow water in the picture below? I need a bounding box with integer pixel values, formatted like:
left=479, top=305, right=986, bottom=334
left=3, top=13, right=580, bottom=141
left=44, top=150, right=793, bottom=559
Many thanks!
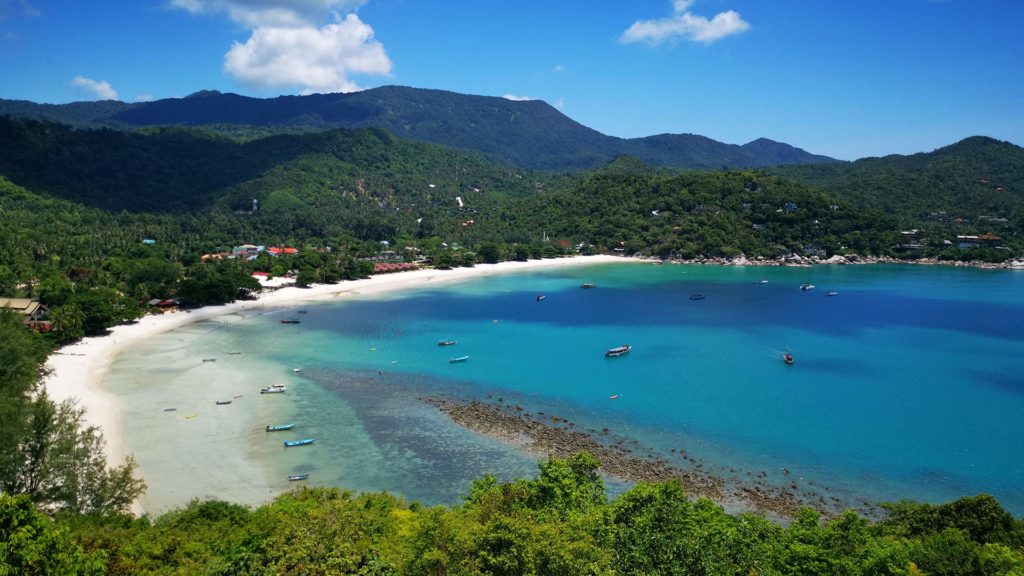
left=108, top=263, right=1024, bottom=513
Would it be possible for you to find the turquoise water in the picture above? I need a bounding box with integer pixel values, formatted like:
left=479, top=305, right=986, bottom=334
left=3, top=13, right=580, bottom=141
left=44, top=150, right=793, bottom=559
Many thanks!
left=111, top=263, right=1024, bottom=513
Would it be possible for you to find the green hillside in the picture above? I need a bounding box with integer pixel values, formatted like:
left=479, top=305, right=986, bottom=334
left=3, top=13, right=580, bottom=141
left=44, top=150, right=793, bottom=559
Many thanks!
left=775, top=137, right=1024, bottom=246
left=0, top=86, right=839, bottom=170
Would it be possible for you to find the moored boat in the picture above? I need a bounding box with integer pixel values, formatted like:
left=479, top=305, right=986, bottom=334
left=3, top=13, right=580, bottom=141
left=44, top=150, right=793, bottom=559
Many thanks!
left=580, top=283, right=596, bottom=289
left=261, top=384, right=287, bottom=394
left=280, top=319, right=302, bottom=324
left=215, top=400, right=232, bottom=405
left=266, top=424, right=295, bottom=432
left=202, top=358, right=217, bottom=362
left=605, top=344, right=631, bottom=357
left=283, top=438, right=315, bottom=447
left=826, top=291, right=838, bottom=297
left=536, top=295, right=546, bottom=301
left=449, top=355, right=470, bottom=363
left=288, top=474, right=310, bottom=481
left=689, top=294, right=705, bottom=300
left=800, top=283, right=815, bottom=291
left=437, top=340, right=458, bottom=346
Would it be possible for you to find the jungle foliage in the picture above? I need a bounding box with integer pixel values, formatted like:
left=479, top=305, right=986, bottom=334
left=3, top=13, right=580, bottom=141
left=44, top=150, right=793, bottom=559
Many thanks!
left=5, top=456, right=1022, bottom=575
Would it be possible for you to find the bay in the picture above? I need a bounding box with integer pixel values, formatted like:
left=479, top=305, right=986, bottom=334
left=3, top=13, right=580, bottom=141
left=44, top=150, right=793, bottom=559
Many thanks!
left=107, top=262, right=1024, bottom=514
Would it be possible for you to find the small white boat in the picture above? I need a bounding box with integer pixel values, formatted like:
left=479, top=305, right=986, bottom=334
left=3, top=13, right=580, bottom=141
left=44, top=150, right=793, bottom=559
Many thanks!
left=449, top=356, right=470, bottom=363
left=605, top=345, right=631, bottom=358
left=826, top=291, right=838, bottom=297
left=800, top=283, right=815, bottom=291
left=292, top=368, right=302, bottom=373
left=202, top=358, right=217, bottom=363
left=758, top=280, right=768, bottom=284
left=261, top=384, right=287, bottom=394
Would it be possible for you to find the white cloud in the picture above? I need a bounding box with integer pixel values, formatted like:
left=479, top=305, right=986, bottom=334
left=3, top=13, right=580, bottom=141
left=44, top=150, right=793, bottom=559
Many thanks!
left=135, top=93, right=155, bottom=102
left=502, top=94, right=533, bottom=101
left=172, top=0, right=389, bottom=93
left=621, top=0, right=749, bottom=45
left=224, top=14, right=391, bottom=93
left=169, top=0, right=365, bottom=27
left=70, top=76, right=118, bottom=100
left=553, top=64, right=565, bottom=73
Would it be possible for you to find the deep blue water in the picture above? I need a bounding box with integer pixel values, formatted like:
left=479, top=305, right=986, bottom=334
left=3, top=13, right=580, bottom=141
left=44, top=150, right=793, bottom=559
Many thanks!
left=148, top=262, right=1024, bottom=512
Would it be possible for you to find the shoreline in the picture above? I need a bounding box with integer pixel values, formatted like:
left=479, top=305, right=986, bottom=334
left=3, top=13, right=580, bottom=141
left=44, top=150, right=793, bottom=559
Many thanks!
left=42, top=252, right=1018, bottom=516
left=645, top=253, right=1024, bottom=270
left=42, top=255, right=637, bottom=480
left=425, top=398, right=868, bottom=521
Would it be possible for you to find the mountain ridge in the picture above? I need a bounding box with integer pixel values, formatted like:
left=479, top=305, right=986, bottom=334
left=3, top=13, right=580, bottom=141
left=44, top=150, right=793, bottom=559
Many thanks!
left=0, top=85, right=838, bottom=171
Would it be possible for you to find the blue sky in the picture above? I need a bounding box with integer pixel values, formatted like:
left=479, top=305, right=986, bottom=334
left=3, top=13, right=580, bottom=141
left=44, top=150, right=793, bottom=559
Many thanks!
left=1, top=0, right=1021, bottom=160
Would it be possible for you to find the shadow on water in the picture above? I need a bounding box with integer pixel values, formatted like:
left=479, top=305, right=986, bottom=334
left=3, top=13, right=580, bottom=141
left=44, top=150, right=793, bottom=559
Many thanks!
left=970, top=369, right=1024, bottom=396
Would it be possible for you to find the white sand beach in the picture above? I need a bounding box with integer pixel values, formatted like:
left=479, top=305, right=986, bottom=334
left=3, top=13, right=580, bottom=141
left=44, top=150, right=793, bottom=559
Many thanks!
left=43, top=255, right=634, bottom=474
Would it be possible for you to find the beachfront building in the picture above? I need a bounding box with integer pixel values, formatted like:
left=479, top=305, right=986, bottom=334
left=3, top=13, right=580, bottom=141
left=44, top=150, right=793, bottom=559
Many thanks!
left=0, top=297, right=47, bottom=321
left=267, top=246, right=299, bottom=256
left=146, top=298, right=181, bottom=313
left=0, top=297, right=51, bottom=331
left=372, top=262, right=419, bottom=274
left=251, top=271, right=296, bottom=289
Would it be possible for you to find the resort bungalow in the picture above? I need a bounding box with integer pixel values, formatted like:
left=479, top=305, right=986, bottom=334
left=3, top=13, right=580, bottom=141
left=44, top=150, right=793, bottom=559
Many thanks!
left=957, top=235, right=981, bottom=249
left=372, top=262, right=419, bottom=274
left=978, top=233, right=1006, bottom=249
left=146, top=298, right=180, bottom=313
left=957, top=234, right=1006, bottom=250
left=0, top=298, right=50, bottom=331
left=231, top=244, right=264, bottom=259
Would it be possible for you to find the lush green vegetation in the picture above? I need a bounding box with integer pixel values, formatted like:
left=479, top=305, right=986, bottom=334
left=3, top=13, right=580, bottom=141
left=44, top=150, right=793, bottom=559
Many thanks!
left=4, top=456, right=1023, bottom=575
left=775, top=136, right=1024, bottom=259
left=0, top=312, right=144, bottom=521
left=1, top=114, right=1024, bottom=574
left=0, top=86, right=837, bottom=170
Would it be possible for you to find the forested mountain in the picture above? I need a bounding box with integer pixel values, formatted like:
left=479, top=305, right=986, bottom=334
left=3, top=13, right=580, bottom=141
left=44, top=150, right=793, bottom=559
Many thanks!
left=0, top=116, right=550, bottom=215
left=775, top=136, right=1024, bottom=243
left=0, top=86, right=838, bottom=170
left=2, top=108, right=1024, bottom=576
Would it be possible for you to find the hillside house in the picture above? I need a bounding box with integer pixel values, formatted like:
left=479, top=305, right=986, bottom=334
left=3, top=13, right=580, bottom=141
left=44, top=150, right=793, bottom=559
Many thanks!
left=978, top=233, right=1006, bottom=249
left=956, top=235, right=980, bottom=249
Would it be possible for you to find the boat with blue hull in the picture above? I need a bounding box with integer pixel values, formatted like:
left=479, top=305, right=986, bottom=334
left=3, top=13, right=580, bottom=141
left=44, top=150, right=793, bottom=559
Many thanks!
left=283, top=438, right=315, bottom=447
